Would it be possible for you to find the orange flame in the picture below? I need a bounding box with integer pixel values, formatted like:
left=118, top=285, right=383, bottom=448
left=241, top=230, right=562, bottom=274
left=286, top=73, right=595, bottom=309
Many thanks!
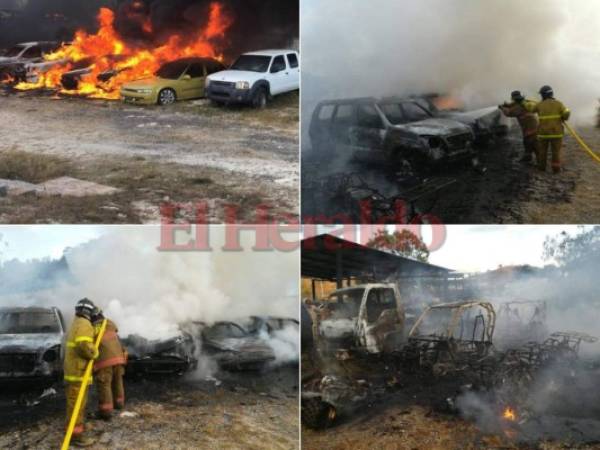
left=503, top=407, right=516, bottom=421
left=10, top=2, right=232, bottom=100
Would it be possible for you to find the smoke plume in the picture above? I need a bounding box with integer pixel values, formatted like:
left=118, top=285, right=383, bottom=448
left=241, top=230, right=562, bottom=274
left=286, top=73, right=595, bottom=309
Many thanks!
left=0, top=0, right=299, bottom=57
left=302, top=0, right=600, bottom=126
left=0, top=227, right=299, bottom=341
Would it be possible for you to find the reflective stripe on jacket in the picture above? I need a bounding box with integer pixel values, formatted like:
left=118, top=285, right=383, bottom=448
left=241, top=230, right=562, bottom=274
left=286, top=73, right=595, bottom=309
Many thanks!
left=64, top=316, right=96, bottom=384
left=94, top=319, right=126, bottom=371
left=500, top=100, right=538, bottom=137
left=526, top=98, right=570, bottom=139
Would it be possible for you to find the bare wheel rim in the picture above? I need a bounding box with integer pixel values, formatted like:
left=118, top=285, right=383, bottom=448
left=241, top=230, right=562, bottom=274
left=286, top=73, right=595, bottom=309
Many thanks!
left=159, top=89, right=176, bottom=105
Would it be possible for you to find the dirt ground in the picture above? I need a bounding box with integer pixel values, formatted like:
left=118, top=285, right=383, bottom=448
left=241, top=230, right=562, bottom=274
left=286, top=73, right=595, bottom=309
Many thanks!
left=301, top=125, right=600, bottom=224
left=0, top=366, right=298, bottom=450
left=0, top=88, right=299, bottom=224
left=301, top=404, right=600, bottom=450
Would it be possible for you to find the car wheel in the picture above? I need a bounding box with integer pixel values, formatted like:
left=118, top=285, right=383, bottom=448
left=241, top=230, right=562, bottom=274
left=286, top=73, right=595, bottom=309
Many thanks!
left=158, top=88, right=177, bottom=106
left=301, top=397, right=336, bottom=430
left=252, top=88, right=267, bottom=109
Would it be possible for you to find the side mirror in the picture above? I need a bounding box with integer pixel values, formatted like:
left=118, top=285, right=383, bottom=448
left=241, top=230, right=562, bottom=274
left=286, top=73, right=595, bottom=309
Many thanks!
left=182, top=74, right=192, bottom=80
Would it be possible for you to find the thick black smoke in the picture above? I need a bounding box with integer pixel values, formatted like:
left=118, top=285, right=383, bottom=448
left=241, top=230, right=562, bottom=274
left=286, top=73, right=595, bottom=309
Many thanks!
left=0, top=0, right=298, bottom=59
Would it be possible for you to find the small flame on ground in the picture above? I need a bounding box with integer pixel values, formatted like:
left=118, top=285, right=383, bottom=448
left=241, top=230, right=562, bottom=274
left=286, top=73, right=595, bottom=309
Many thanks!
left=503, top=407, right=516, bottom=421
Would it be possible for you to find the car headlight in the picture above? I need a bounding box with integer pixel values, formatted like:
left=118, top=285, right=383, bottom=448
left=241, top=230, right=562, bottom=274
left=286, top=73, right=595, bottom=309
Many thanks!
left=421, top=136, right=443, bottom=148
left=42, top=348, right=58, bottom=362
left=137, top=89, right=153, bottom=95
left=235, top=81, right=250, bottom=90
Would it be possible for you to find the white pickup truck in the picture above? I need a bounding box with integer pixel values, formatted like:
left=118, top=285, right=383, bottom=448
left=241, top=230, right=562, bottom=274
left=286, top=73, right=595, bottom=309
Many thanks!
left=205, top=49, right=300, bottom=108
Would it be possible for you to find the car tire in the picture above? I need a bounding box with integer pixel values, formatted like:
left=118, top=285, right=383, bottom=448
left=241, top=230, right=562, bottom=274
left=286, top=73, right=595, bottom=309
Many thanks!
left=211, top=99, right=223, bottom=107
left=158, top=88, right=177, bottom=106
left=301, top=397, right=336, bottom=430
left=252, top=88, right=268, bottom=109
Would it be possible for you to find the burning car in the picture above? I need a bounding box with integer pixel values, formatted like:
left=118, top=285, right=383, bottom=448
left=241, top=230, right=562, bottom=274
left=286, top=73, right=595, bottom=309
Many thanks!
left=119, top=57, right=226, bottom=105
left=412, top=94, right=509, bottom=145
left=0, top=307, right=65, bottom=386
left=309, top=97, right=476, bottom=170
left=0, top=41, right=66, bottom=83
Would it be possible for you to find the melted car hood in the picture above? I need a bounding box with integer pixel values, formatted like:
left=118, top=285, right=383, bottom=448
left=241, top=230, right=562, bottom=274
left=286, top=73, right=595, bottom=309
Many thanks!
left=207, top=70, right=264, bottom=83
left=0, top=333, right=62, bottom=352
left=398, top=118, right=471, bottom=136
left=207, top=336, right=274, bottom=353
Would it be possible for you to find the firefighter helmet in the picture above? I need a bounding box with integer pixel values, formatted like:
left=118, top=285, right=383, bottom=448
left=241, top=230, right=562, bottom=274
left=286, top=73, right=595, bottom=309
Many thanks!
left=539, top=85, right=554, bottom=98
left=91, top=309, right=105, bottom=324
left=75, top=298, right=96, bottom=318
left=511, top=90, right=524, bottom=102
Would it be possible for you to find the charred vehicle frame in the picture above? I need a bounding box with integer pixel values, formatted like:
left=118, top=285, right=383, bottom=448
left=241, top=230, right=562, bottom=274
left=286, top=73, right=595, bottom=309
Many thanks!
left=0, top=307, right=65, bottom=386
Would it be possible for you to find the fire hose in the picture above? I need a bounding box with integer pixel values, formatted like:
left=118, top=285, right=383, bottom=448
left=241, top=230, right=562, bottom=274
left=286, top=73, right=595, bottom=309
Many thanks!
left=61, top=319, right=107, bottom=450
left=564, top=122, right=600, bottom=164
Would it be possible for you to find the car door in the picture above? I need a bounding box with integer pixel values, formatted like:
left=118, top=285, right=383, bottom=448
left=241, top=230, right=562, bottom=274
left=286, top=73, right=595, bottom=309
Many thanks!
left=356, top=287, right=404, bottom=353
left=349, top=103, right=386, bottom=161
left=183, top=63, right=205, bottom=99
left=309, top=102, right=336, bottom=153
left=268, top=55, right=288, bottom=95
left=285, top=52, right=300, bottom=91
left=331, top=103, right=357, bottom=156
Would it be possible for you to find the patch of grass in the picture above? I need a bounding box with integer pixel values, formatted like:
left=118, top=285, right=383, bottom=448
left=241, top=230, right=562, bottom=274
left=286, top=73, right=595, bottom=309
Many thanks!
left=0, top=149, right=71, bottom=183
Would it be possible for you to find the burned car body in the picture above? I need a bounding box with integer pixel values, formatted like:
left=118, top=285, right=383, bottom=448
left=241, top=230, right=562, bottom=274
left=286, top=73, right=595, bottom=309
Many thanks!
left=201, top=321, right=277, bottom=371
left=402, top=301, right=496, bottom=378
left=308, top=283, right=405, bottom=355
left=494, top=300, right=548, bottom=350
left=0, top=307, right=65, bottom=386
left=412, top=94, right=509, bottom=145
left=302, top=284, right=405, bottom=429
left=309, top=97, right=476, bottom=169
left=122, top=333, right=197, bottom=377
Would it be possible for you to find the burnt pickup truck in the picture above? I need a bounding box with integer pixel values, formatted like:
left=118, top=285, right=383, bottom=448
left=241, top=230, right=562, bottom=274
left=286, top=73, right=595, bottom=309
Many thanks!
left=0, top=307, right=65, bottom=386
left=309, top=97, right=476, bottom=169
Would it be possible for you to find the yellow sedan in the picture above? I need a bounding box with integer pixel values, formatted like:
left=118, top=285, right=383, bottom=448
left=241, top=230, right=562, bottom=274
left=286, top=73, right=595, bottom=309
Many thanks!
left=120, top=57, right=225, bottom=106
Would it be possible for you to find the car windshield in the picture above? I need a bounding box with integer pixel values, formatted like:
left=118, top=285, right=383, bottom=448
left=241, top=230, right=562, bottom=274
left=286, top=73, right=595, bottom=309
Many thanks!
left=4, top=46, right=25, bottom=57
left=230, top=55, right=271, bottom=73
left=205, top=323, right=248, bottom=340
left=156, top=61, right=189, bottom=79
left=0, top=311, right=60, bottom=334
left=380, top=102, right=431, bottom=125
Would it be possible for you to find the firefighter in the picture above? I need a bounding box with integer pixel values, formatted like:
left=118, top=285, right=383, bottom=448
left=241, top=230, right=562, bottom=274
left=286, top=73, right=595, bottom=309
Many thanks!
left=64, top=298, right=98, bottom=447
left=499, top=90, right=539, bottom=163
left=92, top=310, right=127, bottom=420
left=526, top=85, right=571, bottom=173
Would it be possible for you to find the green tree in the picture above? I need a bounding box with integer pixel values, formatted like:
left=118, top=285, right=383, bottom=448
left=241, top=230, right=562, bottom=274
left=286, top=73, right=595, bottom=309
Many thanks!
left=366, top=229, right=429, bottom=262
left=543, top=226, right=600, bottom=267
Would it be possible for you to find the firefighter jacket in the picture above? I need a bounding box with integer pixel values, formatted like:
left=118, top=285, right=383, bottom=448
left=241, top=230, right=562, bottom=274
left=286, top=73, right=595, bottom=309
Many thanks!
left=526, top=98, right=571, bottom=139
left=500, top=100, right=538, bottom=137
left=94, top=319, right=127, bottom=371
left=64, top=316, right=97, bottom=384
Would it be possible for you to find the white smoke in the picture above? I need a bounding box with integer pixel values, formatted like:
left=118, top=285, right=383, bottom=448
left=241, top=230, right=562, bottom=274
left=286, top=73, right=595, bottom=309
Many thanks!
left=1, top=226, right=299, bottom=341
left=302, top=0, right=600, bottom=124
left=262, top=323, right=300, bottom=365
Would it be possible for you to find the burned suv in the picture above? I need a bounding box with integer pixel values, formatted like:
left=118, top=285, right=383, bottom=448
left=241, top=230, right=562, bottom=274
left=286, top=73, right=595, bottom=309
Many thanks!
left=0, top=307, right=65, bottom=386
left=309, top=97, right=476, bottom=168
